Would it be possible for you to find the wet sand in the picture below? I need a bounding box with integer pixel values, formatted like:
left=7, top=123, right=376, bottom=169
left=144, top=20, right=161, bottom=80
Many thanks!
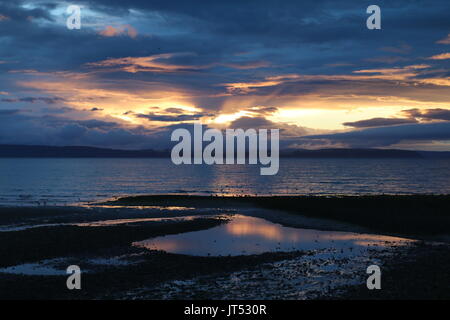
left=0, top=194, right=449, bottom=299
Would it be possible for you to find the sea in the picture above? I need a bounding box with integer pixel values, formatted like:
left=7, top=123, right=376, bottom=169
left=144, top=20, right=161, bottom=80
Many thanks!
left=1, top=158, right=450, bottom=206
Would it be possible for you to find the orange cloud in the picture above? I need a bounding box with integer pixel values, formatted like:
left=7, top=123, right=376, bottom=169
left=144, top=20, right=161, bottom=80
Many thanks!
left=88, top=53, right=268, bottom=74
left=428, top=52, right=450, bottom=60
left=437, top=34, right=450, bottom=44
left=0, top=14, right=9, bottom=21
left=14, top=68, right=199, bottom=128
left=224, top=80, right=282, bottom=93
left=223, top=64, right=450, bottom=96
left=98, top=25, right=138, bottom=38
left=87, top=53, right=203, bottom=73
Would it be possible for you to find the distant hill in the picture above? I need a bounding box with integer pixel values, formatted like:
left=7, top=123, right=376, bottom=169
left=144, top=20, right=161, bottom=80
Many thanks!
left=1, top=145, right=449, bottom=158
left=280, top=148, right=424, bottom=158
left=0, top=145, right=170, bottom=158
left=281, top=148, right=450, bottom=158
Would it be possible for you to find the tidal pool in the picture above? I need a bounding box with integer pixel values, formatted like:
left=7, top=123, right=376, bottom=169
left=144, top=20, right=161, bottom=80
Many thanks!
left=133, top=214, right=414, bottom=256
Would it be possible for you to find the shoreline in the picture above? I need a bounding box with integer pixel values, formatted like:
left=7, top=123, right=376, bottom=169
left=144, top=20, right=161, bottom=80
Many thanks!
left=2, top=193, right=450, bottom=241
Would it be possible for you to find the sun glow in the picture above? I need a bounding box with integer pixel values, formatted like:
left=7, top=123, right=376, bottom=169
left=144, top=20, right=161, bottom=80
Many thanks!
left=212, top=110, right=253, bottom=124
left=271, top=107, right=415, bottom=130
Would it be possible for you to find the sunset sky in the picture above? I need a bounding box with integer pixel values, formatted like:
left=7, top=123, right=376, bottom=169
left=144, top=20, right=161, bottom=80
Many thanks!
left=0, top=0, right=449, bottom=150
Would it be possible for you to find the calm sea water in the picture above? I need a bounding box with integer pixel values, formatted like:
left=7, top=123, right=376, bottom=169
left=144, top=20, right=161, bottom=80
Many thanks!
left=1, top=158, right=450, bottom=206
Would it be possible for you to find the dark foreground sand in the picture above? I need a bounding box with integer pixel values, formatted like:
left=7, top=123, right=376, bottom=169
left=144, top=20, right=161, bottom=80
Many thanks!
left=0, top=195, right=449, bottom=300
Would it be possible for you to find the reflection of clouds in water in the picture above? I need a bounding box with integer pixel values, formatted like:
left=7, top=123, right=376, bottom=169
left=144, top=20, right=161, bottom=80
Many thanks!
left=225, top=216, right=412, bottom=246
left=318, top=233, right=414, bottom=244
left=135, top=215, right=414, bottom=256
left=138, top=240, right=184, bottom=252
left=76, top=215, right=199, bottom=227
left=225, top=217, right=289, bottom=241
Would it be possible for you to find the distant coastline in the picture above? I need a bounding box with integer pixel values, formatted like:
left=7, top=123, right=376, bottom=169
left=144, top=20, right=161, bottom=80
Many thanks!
left=1, top=144, right=450, bottom=158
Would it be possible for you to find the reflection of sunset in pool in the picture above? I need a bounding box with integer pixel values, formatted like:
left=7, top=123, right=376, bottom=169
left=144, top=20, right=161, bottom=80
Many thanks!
left=134, top=215, right=414, bottom=256
left=225, top=218, right=289, bottom=241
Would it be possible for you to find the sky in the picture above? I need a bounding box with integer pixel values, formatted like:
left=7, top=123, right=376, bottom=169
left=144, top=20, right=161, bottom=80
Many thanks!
left=0, top=0, right=449, bottom=150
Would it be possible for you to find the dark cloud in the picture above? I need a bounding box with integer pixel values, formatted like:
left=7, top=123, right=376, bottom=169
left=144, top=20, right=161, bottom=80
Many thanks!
left=304, top=122, right=450, bottom=148
left=83, top=0, right=450, bottom=43
left=0, top=109, right=21, bottom=115
left=343, top=117, right=418, bottom=128
left=229, top=116, right=274, bottom=129
left=402, top=108, right=450, bottom=122
left=229, top=116, right=311, bottom=139
left=41, top=107, right=76, bottom=114
left=0, top=111, right=169, bottom=149
left=164, top=108, right=185, bottom=114
left=0, top=108, right=309, bottom=149
left=342, top=108, right=450, bottom=130
left=1, top=96, right=65, bottom=104
left=0, top=1, right=54, bottom=22
left=75, top=119, right=119, bottom=129
left=245, top=106, right=279, bottom=116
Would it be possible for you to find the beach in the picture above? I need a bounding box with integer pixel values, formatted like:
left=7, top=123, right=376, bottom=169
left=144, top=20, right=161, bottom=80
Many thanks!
left=0, top=195, right=449, bottom=300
